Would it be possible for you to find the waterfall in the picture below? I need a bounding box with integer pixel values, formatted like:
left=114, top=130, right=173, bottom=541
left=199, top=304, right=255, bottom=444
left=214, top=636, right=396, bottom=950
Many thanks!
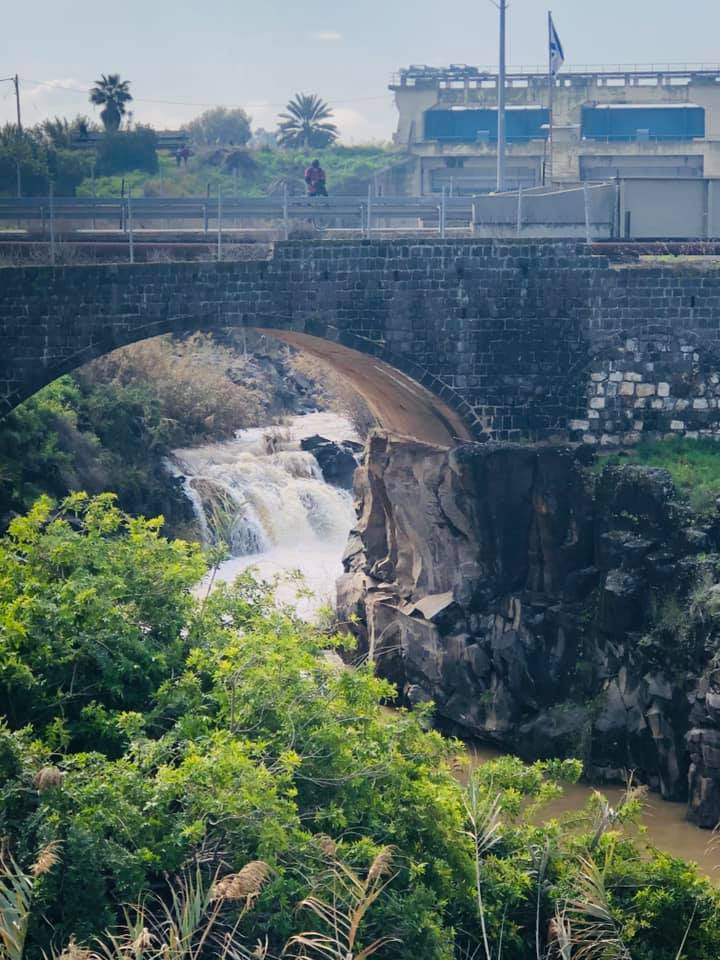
left=170, top=412, right=359, bottom=616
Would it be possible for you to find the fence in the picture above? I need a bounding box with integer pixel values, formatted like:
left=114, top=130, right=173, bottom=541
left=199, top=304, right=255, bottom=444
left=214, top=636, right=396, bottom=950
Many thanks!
left=2, top=179, right=720, bottom=262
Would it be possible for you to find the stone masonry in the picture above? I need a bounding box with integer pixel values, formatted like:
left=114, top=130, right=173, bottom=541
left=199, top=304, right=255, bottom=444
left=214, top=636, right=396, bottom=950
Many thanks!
left=1, top=240, right=720, bottom=443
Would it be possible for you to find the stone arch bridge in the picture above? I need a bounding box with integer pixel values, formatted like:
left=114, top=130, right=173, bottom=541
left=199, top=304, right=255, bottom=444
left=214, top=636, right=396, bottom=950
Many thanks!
left=1, top=239, right=720, bottom=445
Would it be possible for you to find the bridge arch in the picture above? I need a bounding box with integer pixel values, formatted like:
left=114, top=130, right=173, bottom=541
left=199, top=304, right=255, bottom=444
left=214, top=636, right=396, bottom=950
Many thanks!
left=0, top=253, right=479, bottom=445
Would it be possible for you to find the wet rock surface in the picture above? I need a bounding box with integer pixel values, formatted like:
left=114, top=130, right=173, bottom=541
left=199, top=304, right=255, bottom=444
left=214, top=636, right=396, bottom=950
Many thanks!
left=337, top=432, right=720, bottom=827
left=301, top=435, right=362, bottom=490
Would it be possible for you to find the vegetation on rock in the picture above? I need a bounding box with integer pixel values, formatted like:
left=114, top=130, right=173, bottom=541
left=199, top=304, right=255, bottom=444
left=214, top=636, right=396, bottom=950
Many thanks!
left=598, top=437, right=720, bottom=513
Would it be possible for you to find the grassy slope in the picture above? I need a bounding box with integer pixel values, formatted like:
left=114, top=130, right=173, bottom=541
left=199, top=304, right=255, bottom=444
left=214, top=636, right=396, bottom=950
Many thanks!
left=76, top=145, right=402, bottom=199
left=597, top=437, right=720, bottom=513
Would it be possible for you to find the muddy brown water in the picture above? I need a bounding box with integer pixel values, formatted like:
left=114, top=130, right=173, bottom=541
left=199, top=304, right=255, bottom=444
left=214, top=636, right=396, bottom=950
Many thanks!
left=462, top=744, right=720, bottom=879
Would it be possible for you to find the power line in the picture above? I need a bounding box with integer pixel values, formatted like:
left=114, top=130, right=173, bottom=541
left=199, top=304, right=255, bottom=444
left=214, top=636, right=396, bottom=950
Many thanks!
left=21, top=78, right=389, bottom=111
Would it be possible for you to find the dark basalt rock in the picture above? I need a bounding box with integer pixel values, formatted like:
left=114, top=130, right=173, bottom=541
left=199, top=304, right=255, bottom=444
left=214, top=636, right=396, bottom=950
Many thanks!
left=301, top=435, right=362, bottom=490
left=337, top=431, right=720, bottom=827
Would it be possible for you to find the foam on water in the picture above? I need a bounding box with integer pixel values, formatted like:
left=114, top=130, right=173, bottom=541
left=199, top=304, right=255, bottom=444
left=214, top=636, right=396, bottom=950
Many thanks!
left=171, top=412, right=360, bottom=618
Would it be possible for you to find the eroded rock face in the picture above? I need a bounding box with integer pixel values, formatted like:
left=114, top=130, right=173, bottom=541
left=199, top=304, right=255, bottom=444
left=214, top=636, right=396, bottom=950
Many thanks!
left=337, top=433, right=720, bottom=827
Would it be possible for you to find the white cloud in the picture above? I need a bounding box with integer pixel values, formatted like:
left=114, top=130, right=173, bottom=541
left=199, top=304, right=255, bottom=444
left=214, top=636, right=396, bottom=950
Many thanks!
left=333, top=106, right=387, bottom=144
left=309, top=30, right=342, bottom=41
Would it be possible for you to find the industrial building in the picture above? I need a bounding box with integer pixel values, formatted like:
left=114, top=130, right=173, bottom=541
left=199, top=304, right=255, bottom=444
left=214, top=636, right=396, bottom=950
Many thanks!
left=389, top=64, right=720, bottom=194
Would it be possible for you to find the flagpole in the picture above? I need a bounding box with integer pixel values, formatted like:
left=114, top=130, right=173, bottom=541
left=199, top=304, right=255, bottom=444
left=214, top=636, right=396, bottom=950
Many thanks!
left=547, top=10, right=554, bottom=186
left=496, top=0, right=507, bottom=192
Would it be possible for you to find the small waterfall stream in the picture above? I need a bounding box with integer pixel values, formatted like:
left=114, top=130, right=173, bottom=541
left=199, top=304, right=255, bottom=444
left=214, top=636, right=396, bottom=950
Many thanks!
left=170, top=412, right=358, bottom=617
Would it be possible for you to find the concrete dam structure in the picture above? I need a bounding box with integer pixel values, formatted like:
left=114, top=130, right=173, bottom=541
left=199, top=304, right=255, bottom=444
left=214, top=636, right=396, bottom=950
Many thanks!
left=2, top=239, right=720, bottom=447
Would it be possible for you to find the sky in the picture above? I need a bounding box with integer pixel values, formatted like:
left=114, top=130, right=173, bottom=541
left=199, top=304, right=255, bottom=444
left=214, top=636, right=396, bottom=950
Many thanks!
left=2, top=0, right=720, bottom=143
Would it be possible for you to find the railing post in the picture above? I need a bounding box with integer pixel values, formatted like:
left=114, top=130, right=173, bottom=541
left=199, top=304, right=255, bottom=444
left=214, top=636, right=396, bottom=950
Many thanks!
left=217, top=187, right=223, bottom=261
left=282, top=182, right=289, bottom=241
left=49, top=181, right=56, bottom=266
left=127, top=187, right=134, bottom=263
left=367, top=184, right=372, bottom=240
left=583, top=181, right=592, bottom=244
left=471, top=199, right=477, bottom=238
left=516, top=184, right=523, bottom=237
left=440, top=185, right=446, bottom=239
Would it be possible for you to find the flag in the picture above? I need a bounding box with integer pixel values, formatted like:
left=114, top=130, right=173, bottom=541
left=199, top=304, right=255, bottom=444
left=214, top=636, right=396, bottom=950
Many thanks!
left=549, top=14, right=565, bottom=77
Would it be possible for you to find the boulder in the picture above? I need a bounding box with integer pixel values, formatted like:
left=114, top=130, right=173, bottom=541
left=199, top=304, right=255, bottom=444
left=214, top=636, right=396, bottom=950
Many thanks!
left=301, top=434, right=361, bottom=489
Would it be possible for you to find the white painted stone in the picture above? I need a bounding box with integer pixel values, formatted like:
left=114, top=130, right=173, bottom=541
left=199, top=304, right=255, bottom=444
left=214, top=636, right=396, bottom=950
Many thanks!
left=618, top=382, right=635, bottom=397
left=569, top=419, right=590, bottom=431
left=625, top=339, right=638, bottom=352
left=657, top=382, right=670, bottom=397
left=623, top=432, right=642, bottom=446
left=634, top=398, right=648, bottom=408
left=711, top=374, right=720, bottom=386
left=650, top=399, right=664, bottom=410
left=676, top=399, right=690, bottom=411
left=636, top=383, right=656, bottom=398
left=609, top=371, right=623, bottom=382
left=633, top=421, right=644, bottom=431
left=693, top=398, right=709, bottom=410
left=624, top=372, right=643, bottom=382
left=670, top=420, right=685, bottom=431
left=582, top=434, right=598, bottom=445
left=588, top=409, right=600, bottom=419
left=600, top=434, right=616, bottom=447
left=685, top=431, right=699, bottom=439
left=591, top=372, right=608, bottom=382
left=589, top=397, right=605, bottom=410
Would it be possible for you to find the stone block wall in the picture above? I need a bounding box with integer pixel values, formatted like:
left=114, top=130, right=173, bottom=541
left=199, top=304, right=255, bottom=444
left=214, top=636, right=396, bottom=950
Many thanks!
left=1, top=241, right=720, bottom=444
left=573, top=264, right=720, bottom=446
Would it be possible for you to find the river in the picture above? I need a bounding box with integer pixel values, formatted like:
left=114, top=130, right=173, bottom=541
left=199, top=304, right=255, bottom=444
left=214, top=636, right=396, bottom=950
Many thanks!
left=170, top=412, right=720, bottom=878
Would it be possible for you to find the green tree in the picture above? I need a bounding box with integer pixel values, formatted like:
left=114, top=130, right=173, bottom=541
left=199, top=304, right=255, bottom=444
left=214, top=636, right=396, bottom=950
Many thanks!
left=0, top=493, right=204, bottom=752
left=183, top=106, right=252, bottom=146
left=89, top=74, right=132, bottom=132
left=276, top=94, right=339, bottom=149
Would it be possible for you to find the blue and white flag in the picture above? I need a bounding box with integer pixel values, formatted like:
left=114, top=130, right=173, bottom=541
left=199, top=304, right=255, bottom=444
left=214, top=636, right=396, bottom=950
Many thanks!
left=549, top=13, right=565, bottom=76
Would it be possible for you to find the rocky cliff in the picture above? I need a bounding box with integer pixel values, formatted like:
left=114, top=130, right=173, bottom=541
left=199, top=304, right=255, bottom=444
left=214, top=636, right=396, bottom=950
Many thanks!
left=337, top=433, right=720, bottom=826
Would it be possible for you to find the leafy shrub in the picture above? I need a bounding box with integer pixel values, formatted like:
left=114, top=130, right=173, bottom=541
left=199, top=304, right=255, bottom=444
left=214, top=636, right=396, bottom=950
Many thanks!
left=1, top=502, right=718, bottom=959
left=95, top=127, right=159, bottom=176
left=0, top=493, right=204, bottom=752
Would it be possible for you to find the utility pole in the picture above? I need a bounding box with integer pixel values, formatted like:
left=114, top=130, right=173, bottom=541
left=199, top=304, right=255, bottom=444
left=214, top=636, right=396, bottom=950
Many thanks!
left=13, top=75, right=21, bottom=131
left=496, top=0, right=507, bottom=192
left=0, top=75, right=21, bottom=129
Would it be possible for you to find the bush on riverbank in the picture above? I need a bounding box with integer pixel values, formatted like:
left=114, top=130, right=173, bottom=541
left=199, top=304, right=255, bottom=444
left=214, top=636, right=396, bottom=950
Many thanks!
left=1, top=494, right=719, bottom=960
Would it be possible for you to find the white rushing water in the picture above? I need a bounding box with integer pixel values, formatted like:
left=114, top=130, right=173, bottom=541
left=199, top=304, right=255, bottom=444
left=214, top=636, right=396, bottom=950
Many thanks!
left=171, top=412, right=360, bottom=618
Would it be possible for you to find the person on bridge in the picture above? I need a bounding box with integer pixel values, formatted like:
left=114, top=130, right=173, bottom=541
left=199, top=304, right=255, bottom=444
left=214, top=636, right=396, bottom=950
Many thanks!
left=304, top=159, right=328, bottom=197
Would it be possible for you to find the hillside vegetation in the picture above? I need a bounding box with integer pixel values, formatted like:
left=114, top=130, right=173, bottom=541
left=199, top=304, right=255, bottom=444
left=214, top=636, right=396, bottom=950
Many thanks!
left=76, top=144, right=401, bottom=199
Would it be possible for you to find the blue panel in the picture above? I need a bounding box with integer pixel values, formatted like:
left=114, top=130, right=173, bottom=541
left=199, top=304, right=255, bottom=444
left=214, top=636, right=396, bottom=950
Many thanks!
left=424, top=108, right=549, bottom=142
left=581, top=106, right=705, bottom=141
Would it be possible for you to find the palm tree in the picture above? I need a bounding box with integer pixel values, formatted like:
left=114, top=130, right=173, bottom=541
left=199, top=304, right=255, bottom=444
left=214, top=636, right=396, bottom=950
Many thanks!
left=89, top=74, right=132, bottom=132
left=277, top=93, right=338, bottom=149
